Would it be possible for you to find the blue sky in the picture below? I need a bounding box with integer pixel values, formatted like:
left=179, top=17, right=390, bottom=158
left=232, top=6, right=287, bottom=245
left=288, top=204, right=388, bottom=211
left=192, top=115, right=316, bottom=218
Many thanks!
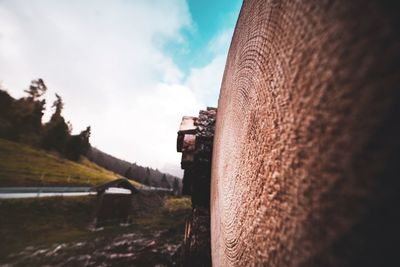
left=0, top=0, right=242, bottom=176
left=168, top=0, right=242, bottom=71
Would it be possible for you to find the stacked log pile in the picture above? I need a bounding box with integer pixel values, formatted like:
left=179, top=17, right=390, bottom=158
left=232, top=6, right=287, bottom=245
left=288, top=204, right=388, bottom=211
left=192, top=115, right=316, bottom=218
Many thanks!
left=177, top=107, right=217, bottom=266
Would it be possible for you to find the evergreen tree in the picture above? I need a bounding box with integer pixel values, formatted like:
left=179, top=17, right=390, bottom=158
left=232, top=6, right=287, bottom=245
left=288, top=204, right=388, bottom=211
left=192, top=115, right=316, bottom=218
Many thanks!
left=24, top=79, right=47, bottom=100
left=143, top=176, right=150, bottom=186
left=65, top=126, right=91, bottom=161
left=124, top=167, right=132, bottom=179
left=0, top=89, right=13, bottom=114
left=160, top=174, right=171, bottom=189
left=42, top=94, right=69, bottom=154
left=0, top=89, right=14, bottom=139
left=144, top=167, right=151, bottom=186
left=173, top=178, right=180, bottom=196
left=12, top=79, right=47, bottom=144
left=50, top=94, right=64, bottom=121
left=0, top=79, right=93, bottom=160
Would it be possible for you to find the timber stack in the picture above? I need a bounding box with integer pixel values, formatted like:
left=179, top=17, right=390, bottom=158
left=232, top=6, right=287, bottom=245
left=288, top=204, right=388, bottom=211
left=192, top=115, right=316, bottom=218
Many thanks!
left=177, top=107, right=217, bottom=266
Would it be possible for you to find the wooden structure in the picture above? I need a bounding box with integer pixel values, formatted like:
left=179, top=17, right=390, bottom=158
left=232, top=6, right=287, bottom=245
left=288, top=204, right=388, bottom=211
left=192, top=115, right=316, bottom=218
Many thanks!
left=177, top=107, right=217, bottom=266
left=91, top=179, right=138, bottom=228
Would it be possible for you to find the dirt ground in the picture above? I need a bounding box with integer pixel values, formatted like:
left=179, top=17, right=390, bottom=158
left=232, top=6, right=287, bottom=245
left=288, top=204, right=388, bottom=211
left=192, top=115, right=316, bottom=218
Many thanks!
left=0, top=193, right=191, bottom=267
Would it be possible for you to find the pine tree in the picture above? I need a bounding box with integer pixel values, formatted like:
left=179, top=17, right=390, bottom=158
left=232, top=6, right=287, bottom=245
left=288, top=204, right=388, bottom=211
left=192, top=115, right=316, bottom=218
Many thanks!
left=65, top=126, right=91, bottom=161
left=144, top=167, right=151, bottom=186
left=50, top=94, right=64, bottom=121
left=24, top=79, right=47, bottom=100
left=124, top=167, right=132, bottom=179
left=173, top=178, right=180, bottom=196
left=42, top=94, right=69, bottom=154
left=0, top=89, right=14, bottom=139
left=13, top=79, right=47, bottom=144
left=143, top=176, right=150, bottom=186
left=160, top=174, right=171, bottom=189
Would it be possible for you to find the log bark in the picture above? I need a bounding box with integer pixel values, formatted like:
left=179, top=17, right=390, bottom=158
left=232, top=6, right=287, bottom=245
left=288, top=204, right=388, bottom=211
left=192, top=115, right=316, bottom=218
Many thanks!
left=177, top=108, right=217, bottom=266
left=211, top=1, right=400, bottom=266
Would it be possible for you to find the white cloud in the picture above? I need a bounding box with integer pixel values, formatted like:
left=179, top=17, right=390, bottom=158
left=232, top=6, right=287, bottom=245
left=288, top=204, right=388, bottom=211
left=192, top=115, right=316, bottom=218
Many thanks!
left=0, top=0, right=233, bottom=177
left=209, top=28, right=234, bottom=55
left=184, top=28, right=234, bottom=107
left=185, top=54, right=227, bottom=107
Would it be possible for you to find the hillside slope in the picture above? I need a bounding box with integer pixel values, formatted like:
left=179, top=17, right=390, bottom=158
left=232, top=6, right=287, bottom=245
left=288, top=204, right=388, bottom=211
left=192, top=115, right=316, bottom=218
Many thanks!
left=87, top=146, right=181, bottom=189
left=0, top=138, right=122, bottom=186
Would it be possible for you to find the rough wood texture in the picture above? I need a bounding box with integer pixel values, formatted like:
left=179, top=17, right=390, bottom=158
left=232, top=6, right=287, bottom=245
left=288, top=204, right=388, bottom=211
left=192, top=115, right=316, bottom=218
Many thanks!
left=211, top=1, right=400, bottom=266
left=177, top=108, right=217, bottom=266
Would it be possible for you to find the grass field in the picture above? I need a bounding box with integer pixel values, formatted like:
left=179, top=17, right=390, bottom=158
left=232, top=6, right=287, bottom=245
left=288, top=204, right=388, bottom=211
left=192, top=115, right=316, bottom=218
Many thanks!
left=0, top=138, right=134, bottom=186
left=0, top=196, right=96, bottom=258
left=0, top=195, right=192, bottom=265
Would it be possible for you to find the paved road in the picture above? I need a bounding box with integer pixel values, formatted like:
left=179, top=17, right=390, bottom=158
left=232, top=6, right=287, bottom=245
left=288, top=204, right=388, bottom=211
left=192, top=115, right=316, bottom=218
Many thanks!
left=0, top=187, right=91, bottom=193
left=0, top=186, right=173, bottom=199
left=0, top=187, right=94, bottom=199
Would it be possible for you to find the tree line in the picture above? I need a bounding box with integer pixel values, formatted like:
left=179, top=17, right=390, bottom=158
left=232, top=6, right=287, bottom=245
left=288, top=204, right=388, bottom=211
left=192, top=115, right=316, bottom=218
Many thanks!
left=87, top=146, right=181, bottom=191
left=0, top=79, right=91, bottom=161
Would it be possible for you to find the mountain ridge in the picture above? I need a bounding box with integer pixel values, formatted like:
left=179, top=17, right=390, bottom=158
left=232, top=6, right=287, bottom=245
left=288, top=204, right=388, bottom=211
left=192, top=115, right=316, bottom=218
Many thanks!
left=87, top=146, right=181, bottom=190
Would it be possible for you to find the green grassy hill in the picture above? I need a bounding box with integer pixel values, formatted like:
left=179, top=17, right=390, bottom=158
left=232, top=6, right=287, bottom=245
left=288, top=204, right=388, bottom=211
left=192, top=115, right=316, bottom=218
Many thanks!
left=0, top=138, right=130, bottom=186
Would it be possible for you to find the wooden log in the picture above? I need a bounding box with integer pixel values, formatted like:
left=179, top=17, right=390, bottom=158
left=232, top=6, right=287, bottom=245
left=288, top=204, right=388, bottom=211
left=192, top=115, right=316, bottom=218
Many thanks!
left=211, top=1, right=400, bottom=266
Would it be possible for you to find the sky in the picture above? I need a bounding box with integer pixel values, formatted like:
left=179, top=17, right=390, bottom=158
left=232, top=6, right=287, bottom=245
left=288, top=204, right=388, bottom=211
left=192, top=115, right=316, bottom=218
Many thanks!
left=0, top=0, right=242, bottom=177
